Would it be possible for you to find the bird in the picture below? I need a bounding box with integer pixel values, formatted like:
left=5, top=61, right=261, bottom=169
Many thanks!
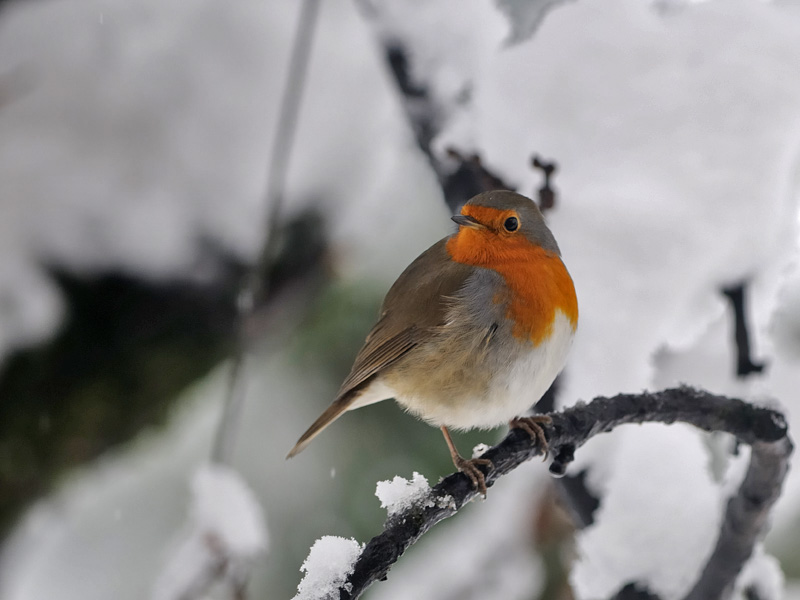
left=287, top=190, right=578, bottom=495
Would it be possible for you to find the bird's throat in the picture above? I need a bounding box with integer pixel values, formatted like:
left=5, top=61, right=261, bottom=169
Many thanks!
left=446, top=231, right=578, bottom=345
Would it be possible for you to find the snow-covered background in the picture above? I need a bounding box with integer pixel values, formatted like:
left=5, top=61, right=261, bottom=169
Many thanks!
left=0, top=0, right=799, bottom=598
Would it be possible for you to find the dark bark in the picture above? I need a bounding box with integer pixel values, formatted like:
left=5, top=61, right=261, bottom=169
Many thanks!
left=377, top=39, right=516, bottom=212
left=555, top=468, right=600, bottom=529
left=335, top=387, right=791, bottom=600
left=721, top=284, right=767, bottom=378
left=612, top=583, right=661, bottom=600
left=531, top=155, right=558, bottom=212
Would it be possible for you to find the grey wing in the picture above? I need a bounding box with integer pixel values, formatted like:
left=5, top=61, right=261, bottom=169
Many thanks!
left=335, top=238, right=474, bottom=399
left=287, top=238, right=473, bottom=458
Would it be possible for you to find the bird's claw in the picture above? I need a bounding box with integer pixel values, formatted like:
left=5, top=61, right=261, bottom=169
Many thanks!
left=453, top=456, right=493, bottom=497
left=509, top=415, right=552, bottom=460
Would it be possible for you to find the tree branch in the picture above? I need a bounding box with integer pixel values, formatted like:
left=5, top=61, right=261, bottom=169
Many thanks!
left=371, top=33, right=515, bottom=212
left=721, top=283, right=767, bottom=378
left=336, top=387, right=791, bottom=600
left=212, top=0, right=322, bottom=464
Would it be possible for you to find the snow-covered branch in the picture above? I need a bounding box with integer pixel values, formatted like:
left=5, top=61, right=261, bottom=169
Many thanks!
left=332, top=387, right=791, bottom=600
left=367, top=23, right=513, bottom=212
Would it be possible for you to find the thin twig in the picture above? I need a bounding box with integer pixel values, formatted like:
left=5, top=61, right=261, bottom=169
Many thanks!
left=168, top=6, right=322, bottom=597
left=685, top=438, right=791, bottom=600
left=371, top=34, right=514, bottom=211
left=211, top=0, right=322, bottom=464
left=721, top=283, right=766, bottom=379
left=334, top=387, right=791, bottom=600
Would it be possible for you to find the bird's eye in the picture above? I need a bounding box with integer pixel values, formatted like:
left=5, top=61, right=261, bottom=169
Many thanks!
left=503, top=216, right=519, bottom=232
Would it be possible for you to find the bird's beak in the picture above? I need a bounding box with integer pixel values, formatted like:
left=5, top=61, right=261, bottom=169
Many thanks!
left=451, top=214, right=486, bottom=230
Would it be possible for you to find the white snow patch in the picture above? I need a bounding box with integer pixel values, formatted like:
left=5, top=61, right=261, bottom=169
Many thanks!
left=733, top=545, right=784, bottom=600
left=375, top=472, right=432, bottom=516
left=189, top=464, right=266, bottom=555
left=370, top=465, right=547, bottom=600
left=292, top=536, right=363, bottom=600
left=152, top=464, right=267, bottom=600
left=571, top=424, right=719, bottom=599
left=365, top=0, right=508, bottom=118
left=472, top=443, right=491, bottom=459
left=0, top=0, right=447, bottom=366
left=0, top=256, right=64, bottom=357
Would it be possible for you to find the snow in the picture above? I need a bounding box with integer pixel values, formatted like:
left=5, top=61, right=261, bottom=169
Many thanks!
left=0, top=0, right=274, bottom=360
left=0, top=257, right=64, bottom=353
left=0, top=0, right=445, bottom=362
left=2, top=0, right=800, bottom=597
left=0, top=0, right=278, bottom=272
left=467, top=0, right=800, bottom=394
left=0, top=350, right=371, bottom=600
left=0, top=371, right=227, bottom=600
left=364, top=0, right=508, bottom=123
left=191, top=464, right=266, bottom=555
left=471, top=443, right=491, bottom=458
left=733, top=545, right=785, bottom=600
left=360, top=0, right=800, bottom=597
left=375, top=472, right=456, bottom=517
left=375, top=472, right=432, bottom=516
left=572, top=424, right=720, bottom=599
left=292, top=536, right=363, bottom=600
left=152, top=464, right=267, bottom=600
left=370, top=465, right=546, bottom=600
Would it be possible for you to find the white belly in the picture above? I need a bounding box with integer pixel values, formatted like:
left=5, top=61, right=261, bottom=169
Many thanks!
left=441, top=310, right=575, bottom=429
left=360, top=310, right=576, bottom=430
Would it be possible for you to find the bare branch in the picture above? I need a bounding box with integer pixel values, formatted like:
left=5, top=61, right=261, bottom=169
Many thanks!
left=371, top=34, right=515, bottom=211
left=158, top=3, right=323, bottom=600
left=334, top=387, right=791, bottom=600
left=685, top=437, right=791, bottom=600
left=531, top=155, right=558, bottom=212
left=212, top=0, right=322, bottom=465
left=721, top=283, right=767, bottom=378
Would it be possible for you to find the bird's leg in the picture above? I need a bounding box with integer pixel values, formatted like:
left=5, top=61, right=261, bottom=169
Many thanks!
left=441, top=426, right=493, bottom=496
left=509, top=415, right=552, bottom=460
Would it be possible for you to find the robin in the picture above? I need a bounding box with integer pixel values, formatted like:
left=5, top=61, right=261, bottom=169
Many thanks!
left=288, top=190, right=578, bottom=495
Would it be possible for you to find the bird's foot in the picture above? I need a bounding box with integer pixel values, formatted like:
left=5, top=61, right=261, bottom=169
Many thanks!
left=440, top=425, right=494, bottom=496
left=509, top=415, right=552, bottom=460
left=452, top=455, right=493, bottom=497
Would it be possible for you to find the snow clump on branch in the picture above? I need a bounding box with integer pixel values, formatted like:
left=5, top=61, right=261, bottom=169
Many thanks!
left=292, top=536, right=364, bottom=600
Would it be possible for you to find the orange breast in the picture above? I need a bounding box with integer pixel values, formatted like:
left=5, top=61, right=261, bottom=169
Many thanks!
left=446, top=226, right=578, bottom=346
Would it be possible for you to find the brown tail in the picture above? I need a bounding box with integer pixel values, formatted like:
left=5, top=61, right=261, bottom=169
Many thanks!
left=286, top=396, right=352, bottom=459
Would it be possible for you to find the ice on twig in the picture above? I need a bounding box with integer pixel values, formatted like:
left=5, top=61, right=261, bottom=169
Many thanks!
left=292, top=536, right=364, bottom=600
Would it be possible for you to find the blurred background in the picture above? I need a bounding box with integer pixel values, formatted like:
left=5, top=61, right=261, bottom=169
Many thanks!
left=0, top=0, right=799, bottom=598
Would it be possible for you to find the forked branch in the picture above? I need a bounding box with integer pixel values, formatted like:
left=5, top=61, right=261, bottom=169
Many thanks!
left=335, top=387, right=791, bottom=600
